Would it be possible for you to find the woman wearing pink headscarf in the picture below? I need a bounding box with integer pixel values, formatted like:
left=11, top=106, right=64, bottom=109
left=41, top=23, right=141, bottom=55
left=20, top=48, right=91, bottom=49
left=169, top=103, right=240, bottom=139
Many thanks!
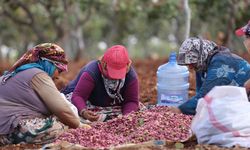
left=236, top=20, right=250, bottom=97
left=62, top=45, right=140, bottom=123
left=0, top=43, right=86, bottom=145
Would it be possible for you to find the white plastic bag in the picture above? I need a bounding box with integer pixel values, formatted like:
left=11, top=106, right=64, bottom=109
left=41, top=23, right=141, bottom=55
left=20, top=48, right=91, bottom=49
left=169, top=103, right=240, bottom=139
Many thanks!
left=191, top=86, right=250, bottom=148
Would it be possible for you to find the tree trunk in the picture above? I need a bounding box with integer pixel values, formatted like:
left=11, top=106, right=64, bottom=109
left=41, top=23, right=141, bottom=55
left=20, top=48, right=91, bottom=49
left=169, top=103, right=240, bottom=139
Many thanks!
left=73, top=27, right=85, bottom=61
left=173, top=17, right=183, bottom=45
left=183, top=0, right=191, bottom=39
left=225, top=0, right=236, bottom=47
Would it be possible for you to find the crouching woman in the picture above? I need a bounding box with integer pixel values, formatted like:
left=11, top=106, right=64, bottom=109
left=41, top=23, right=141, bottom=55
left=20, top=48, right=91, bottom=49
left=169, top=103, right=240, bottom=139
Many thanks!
left=0, top=43, right=82, bottom=145
left=61, top=45, right=140, bottom=122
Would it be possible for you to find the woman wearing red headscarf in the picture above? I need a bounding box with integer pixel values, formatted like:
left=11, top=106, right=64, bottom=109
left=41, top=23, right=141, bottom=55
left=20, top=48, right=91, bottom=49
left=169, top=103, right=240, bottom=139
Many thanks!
left=0, top=43, right=87, bottom=146
left=62, top=45, right=140, bottom=123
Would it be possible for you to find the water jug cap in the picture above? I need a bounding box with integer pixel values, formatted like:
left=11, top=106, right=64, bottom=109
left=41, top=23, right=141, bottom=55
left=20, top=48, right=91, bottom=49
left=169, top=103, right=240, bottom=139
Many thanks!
left=169, top=52, right=177, bottom=63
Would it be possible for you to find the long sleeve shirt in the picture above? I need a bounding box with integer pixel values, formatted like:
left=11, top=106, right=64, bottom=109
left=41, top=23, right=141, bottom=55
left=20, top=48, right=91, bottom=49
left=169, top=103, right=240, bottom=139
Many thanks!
left=0, top=68, right=80, bottom=134
left=31, top=73, right=80, bottom=128
left=63, top=60, right=139, bottom=115
left=179, top=49, right=250, bottom=115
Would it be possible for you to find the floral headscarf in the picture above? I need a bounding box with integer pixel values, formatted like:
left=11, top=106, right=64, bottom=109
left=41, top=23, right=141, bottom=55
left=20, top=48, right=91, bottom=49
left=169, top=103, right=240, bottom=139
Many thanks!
left=102, top=75, right=125, bottom=105
left=177, top=37, right=218, bottom=72
left=8, top=43, right=68, bottom=73
left=2, top=43, right=68, bottom=83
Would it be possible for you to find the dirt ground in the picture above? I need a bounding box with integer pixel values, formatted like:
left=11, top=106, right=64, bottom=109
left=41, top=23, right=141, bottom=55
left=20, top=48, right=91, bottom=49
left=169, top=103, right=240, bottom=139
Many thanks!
left=0, top=55, right=250, bottom=149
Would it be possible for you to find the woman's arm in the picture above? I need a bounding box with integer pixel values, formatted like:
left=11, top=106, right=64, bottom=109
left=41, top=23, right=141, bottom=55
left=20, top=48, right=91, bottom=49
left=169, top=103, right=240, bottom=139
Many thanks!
left=178, top=62, right=231, bottom=115
left=122, top=78, right=139, bottom=115
left=195, top=72, right=203, bottom=93
left=71, top=72, right=95, bottom=113
left=31, top=73, right=80, bottom=128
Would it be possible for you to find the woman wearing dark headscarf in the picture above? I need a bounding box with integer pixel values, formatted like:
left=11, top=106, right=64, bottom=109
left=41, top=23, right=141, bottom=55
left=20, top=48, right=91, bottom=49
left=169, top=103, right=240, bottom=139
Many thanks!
left=0, top=43, right=87, bottom=145
left=169, top=37, right=250, bottom=115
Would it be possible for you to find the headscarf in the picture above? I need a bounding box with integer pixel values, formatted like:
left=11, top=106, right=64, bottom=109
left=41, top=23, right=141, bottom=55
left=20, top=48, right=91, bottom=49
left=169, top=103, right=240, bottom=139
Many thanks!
left=177, top=37, right=218, bottom=72
left=102, top=75, right=125, bottom=105
left=2, top=43, right=68, bottom=84
left=97, top=60, right=126, bottom=105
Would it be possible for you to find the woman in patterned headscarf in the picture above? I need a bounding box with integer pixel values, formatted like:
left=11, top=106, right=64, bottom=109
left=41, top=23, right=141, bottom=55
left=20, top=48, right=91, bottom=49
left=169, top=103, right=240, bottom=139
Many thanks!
left=2, top=43, right=68, bottom=84
left=170, top=37, right=250, bottom=115
left=0, top=43, right=88, bottom=146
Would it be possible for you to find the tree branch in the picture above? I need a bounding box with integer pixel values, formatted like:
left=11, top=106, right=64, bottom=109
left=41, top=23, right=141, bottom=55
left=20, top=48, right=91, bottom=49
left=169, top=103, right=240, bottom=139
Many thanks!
left=39, top=0, right=64, bottom=41
left=2, top=9, right=31, bottom=25
left=77, top=7, right=92, bottom=27
left=3, top=0, right=46, bottom=41
left=15, top=0, right=35, bottom=25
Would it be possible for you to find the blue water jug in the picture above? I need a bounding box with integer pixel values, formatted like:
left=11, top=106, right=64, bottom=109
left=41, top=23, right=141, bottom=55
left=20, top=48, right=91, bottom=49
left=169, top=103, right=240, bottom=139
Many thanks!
left=157, top=52, right=189, bottom=106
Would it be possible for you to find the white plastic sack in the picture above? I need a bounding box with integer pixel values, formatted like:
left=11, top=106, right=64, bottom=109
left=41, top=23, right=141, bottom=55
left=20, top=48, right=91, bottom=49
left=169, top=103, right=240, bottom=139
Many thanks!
left=191, top=86, right=250, bottom=148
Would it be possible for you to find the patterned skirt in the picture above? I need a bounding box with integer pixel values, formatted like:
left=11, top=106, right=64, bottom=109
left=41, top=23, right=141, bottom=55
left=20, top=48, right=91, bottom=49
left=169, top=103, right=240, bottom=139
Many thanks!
left=0, top=116, right=66, bottom=146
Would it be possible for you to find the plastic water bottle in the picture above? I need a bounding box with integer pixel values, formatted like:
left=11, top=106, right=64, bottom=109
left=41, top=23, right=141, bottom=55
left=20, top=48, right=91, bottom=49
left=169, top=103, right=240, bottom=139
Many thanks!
left=157, top=52, right=189, bottom=107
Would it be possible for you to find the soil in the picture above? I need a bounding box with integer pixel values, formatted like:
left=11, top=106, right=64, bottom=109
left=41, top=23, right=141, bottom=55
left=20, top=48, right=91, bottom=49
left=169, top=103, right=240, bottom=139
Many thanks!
left=0, top=56, right=249, bottom=150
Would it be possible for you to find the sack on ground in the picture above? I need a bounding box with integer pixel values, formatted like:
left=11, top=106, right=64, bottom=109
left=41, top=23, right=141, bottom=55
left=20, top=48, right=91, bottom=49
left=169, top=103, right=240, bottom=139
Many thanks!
left=191, top=86, right=250, bottom=148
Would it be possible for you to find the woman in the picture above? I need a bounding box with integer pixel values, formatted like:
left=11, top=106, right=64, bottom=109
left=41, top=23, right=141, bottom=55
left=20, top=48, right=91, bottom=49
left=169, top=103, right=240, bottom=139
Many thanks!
left=62, top=45, right=139, bottom=122
left=235, top=20, right=250, bottom=53
left=0, top=43, right=85, bottom=145
left=235, top=20, right=250, bottom=94
left=170, top=37, right=250, bottom=115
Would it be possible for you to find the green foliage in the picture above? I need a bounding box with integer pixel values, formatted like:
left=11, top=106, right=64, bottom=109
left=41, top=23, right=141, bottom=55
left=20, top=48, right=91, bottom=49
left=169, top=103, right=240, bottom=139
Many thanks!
left=0, top=0, right=249, bottom=60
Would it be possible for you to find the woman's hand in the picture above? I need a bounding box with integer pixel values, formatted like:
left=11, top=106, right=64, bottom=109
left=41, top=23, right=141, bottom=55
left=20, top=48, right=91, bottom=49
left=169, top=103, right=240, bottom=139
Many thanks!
left=168, top=106, right=182, bottom=114
left=81, top=110, right=100, bottom=122
left=79, top=123, right=92, bottom=129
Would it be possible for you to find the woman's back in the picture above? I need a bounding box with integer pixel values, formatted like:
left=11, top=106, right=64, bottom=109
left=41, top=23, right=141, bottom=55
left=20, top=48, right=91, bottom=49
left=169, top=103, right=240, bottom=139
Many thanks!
left=208, top=48, right=250, bottom=86
left=0, top=68, right=50, bottom=134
